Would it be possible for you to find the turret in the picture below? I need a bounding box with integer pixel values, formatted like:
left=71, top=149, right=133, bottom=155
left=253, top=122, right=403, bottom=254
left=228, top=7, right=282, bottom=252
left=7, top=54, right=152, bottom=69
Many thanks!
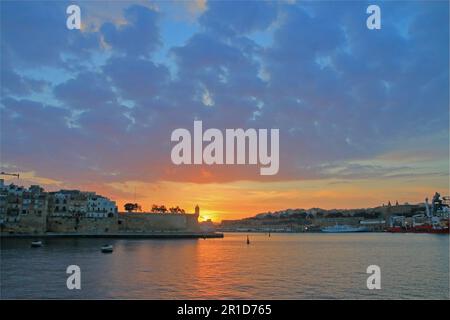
left=195, top=205, right=200, bottom=217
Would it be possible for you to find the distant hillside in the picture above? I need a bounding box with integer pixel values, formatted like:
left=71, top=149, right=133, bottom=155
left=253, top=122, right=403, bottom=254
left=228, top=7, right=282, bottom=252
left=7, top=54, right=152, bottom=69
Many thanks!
left=223, top=203, right=424, bottom=223
left=218, top=203, right=425, bottom=232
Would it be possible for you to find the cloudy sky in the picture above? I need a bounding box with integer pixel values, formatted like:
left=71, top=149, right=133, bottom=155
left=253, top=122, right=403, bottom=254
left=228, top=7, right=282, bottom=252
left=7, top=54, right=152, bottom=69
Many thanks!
left=1, top=0, right=448, bottom=221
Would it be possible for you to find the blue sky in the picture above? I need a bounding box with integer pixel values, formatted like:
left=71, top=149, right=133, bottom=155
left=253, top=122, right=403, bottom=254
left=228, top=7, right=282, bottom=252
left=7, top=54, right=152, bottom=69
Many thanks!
left=1, top=0, right=448, bottom=217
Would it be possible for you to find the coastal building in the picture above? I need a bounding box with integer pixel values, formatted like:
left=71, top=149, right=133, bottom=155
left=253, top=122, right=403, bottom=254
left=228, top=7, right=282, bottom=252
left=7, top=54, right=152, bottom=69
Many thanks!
left=48, top=190, right=117, bottom=218
left=20, top=185, right=48, bottom=216
left=86, top=195, right=118, bottom=218
left=0, top=179, right=49, bottom=233
left=359, top=219, right=386, bottom=232
left=0, top=179, right=49, bottom=218
left=48, top=190, right=89, bottom=217
left=0, top=179, right=201, bottom=234
left=0, top=180, right=119, bottom=234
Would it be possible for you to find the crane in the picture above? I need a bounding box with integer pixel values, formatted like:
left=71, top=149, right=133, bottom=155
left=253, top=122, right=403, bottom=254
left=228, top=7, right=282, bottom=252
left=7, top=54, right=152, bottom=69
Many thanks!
left=0, top=171, right=20, bottom=179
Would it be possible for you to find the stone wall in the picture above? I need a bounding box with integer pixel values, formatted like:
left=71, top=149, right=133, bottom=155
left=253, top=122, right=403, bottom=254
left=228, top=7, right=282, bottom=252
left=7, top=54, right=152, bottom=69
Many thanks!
left=1, top=212, right=199, bottom=234
left=47, top=216, right=119, bottom=233
left=1, top=214, right=46, bottom=234
left=119, top=212, right=199, bottom=232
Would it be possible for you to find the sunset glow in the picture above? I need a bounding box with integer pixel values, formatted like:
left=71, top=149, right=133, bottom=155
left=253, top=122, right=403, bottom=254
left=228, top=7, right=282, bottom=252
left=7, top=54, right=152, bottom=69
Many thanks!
left=1, top=1, right=448, bottom=222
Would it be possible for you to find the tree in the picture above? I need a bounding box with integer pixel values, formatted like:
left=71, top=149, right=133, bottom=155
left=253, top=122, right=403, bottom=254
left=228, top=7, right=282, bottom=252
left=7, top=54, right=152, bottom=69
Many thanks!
left=124, top=203, right=135, bottom=212
left=124, top=203, right=141, bottom=212
left=151, top=204, right=168, bottom=213
left=168, top=206, right=186, bottom=214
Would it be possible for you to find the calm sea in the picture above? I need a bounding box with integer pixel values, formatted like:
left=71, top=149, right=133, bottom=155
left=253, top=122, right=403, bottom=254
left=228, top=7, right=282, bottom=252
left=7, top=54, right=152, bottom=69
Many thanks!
left=1, top=233, right=448, bottom=299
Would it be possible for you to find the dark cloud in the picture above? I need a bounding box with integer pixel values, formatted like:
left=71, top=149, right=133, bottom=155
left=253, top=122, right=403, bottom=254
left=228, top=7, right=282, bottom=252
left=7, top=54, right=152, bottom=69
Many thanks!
left=199, top=0, right=278, bottom=36
left=1, top=98, right=74, bottom=177
left=54, top=72, right=116, bottom=110
left=1, top=1, right=448, bottom=186
left=100, top=5, right=161, bottom=57
left=0, top=1, right=100, bottom=67
left=103, top=56, right=170, bottom=102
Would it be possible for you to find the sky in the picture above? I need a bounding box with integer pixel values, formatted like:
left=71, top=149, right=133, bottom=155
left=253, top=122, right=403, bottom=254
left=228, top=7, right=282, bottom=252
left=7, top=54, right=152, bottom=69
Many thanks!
left=1, top=0, right=449, bottom=221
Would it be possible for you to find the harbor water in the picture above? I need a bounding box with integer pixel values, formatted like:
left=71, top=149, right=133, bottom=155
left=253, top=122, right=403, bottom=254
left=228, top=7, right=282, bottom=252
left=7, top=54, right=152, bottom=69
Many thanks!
left=1, top=233, right=448, bottom=299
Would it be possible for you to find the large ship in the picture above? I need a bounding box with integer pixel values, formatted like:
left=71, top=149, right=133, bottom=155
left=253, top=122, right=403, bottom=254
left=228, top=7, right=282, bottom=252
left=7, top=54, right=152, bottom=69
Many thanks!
left=387, top=192, right=449, bottom=234
left=321, top=224, right=369, bottom=233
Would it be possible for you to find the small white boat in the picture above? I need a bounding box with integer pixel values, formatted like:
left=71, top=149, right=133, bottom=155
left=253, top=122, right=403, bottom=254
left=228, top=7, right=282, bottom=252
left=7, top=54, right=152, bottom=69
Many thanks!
left=31, top=240, right=42, bottom=247
left=101, top=244, right=113, bottom=253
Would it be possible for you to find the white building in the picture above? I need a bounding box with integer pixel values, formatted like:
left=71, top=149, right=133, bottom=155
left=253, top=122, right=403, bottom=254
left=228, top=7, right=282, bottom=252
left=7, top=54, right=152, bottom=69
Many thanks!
left=86, top=195, right=117, bottom=218
left=51, top=190, right=117, bottom=218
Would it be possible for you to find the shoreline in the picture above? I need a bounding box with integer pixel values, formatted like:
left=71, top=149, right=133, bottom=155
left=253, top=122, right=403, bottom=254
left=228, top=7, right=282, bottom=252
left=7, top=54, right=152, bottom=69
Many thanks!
left=0, top=232, right=224, bottom=239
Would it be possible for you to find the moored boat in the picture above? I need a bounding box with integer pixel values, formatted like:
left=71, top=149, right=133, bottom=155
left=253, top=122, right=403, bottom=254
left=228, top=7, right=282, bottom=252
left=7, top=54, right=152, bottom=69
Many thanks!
left=387, top=225, right=449, bottom=234
left=387, top=193, right=449, bottom=234
left=321, top=224, right=369, bottom=233
left=31, top=240, right=42, bottom=247
left=101, top=244, right=113, bottom=253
